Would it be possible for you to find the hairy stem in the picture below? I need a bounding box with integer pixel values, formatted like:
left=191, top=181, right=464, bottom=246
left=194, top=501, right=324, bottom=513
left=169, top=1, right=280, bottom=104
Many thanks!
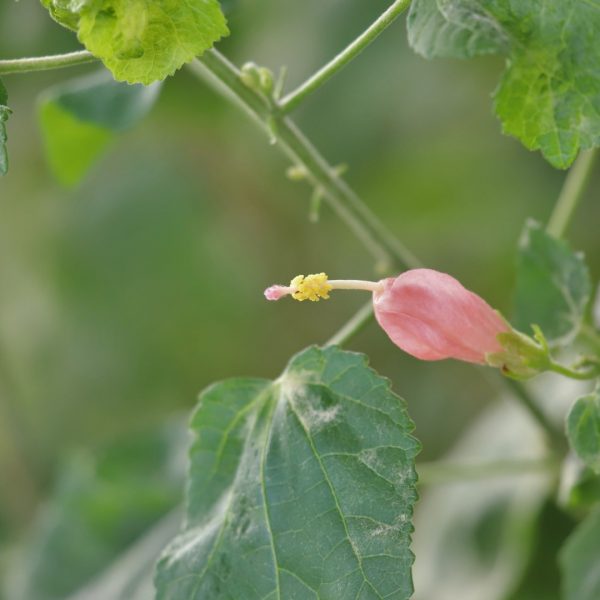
left=0, top=50, right=96, bottom=75
left=546, top=149, right=598, bottom=238
left=279, top=0, right=411, bottom=114
left=191, top=49, right=420, bottom=272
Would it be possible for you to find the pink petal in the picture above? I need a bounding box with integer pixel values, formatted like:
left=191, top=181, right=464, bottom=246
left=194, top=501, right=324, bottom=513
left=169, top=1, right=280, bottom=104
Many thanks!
left=373, top=269, right=509, bottom=364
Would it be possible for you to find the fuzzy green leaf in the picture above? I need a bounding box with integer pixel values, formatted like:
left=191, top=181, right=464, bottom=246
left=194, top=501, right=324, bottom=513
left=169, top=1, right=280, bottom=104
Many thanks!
left=407, top=0, right=600, bottom=168
left=155, top=346, right=420, bottom=600
left=514, top=220, right=591, bottom=344
left=39, top=70, right=161, bottom=185
left=567, top=389, right=600, bottom=474
left=560, top=508, right=600, bottom=600
left=40, top=0, right=229, bottom=84
left=0, top=77, right=12, bottom=176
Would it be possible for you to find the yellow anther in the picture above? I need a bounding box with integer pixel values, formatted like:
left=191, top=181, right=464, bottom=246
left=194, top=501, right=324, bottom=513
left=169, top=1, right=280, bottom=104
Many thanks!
left=290, top=273, right=332, bottom=302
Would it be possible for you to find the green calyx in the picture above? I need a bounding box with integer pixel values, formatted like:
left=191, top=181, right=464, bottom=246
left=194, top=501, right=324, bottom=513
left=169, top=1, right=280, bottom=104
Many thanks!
left=487, top=325, right=600, bottom=381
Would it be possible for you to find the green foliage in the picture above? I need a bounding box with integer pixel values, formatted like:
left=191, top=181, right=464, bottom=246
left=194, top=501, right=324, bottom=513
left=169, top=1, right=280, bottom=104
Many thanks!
left=564, top=467, right=600, bottom=513
left=407, top=0, right=600, bottom=168
left=155, top=346, right=420, bottom=600
left=38, top=71, right=161, bottom=185
left=567, top=389, right=600, bottom=474
left=40, top=0, right=228, bottom=84
left=560, top=508, right=600, bottom=600
left=514, top=220, right=591, bottom=344
left=4, top=421, right=185, bottom=600
left=0, top=78, right=11, bottom=175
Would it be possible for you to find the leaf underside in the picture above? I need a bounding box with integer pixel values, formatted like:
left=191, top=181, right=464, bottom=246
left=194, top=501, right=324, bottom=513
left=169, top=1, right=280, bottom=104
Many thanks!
left=155, top=345, right=420, bottom=600
left=40, top=0, right=229, bottom=84
left=513, top=220, right=591, bottom=345
left=407, top=0, right=600, bottom=168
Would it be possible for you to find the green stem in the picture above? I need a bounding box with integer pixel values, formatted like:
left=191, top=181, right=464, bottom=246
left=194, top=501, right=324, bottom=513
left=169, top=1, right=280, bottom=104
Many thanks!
left=279, top=0, right=411, bottom=114
left=546, top=149, right=598, bottom=238
left=191, top=50, right=420, bottom=272
left=548, top=360, right=600, bottom=381
left=417, top=456, right=559, bottom=486
left=0, top=50, right=96, bottom=75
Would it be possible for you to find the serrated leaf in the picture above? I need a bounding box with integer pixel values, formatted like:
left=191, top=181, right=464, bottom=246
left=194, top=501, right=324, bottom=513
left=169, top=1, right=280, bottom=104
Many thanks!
left=41, top=0, right=229, bottom=84
left=560, top=508, right=600, bottom=600
left=407, top=0, right=600, bottom=168
left=514, top=220, right=591, bottom=344
left=38, top=70, right=161, bottom=186
left=567, top=389, right=600, bottom=474
left=0, top=77, right=12, bottom=176
left=4, top=421, right=186, bottom=600
left=155, top=346, right=420, bottom=600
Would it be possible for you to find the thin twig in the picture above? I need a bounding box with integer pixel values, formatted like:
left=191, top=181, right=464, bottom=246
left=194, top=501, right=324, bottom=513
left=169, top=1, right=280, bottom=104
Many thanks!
left=279, top=0, right=411, bottom=114
left=0, top=50, right=96, bottom=75
left=546, top=149, right=598, bottom=238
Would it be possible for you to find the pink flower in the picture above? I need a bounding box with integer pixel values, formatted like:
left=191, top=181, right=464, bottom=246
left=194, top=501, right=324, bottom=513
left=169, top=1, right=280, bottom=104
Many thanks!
left=373, top=269, right=509, bottom=364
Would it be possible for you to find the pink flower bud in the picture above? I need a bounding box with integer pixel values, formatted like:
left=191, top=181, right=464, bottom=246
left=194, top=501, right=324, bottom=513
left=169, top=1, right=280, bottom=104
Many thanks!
left=373, top=269, right=509, bottom=364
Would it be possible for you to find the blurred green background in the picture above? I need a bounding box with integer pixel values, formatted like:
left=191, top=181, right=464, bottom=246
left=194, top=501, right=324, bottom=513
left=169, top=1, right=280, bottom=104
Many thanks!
left=0, top=1, right=598, bottom=598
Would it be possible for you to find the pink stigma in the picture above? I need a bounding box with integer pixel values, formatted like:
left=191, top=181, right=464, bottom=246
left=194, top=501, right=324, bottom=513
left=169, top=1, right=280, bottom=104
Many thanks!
left=264, top=285, right=289, bottom=301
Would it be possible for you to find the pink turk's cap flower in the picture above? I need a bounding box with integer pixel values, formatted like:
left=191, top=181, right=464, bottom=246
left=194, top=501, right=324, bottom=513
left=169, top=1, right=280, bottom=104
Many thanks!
left=373, top=269, right=509, bottom=364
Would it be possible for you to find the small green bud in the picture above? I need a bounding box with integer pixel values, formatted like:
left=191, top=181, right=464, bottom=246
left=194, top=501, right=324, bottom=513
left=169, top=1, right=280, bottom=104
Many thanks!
left=240, top=63, right=275, bottom=97
left=240, top=62, right=262, bottom=90
left=258, top=67, right=274, bottom=96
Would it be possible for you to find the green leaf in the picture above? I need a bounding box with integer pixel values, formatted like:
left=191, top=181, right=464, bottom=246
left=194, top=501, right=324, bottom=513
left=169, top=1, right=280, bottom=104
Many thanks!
left=560, top=508, right=600, bottom=600
left=564, top=466, right=600, bottom=512
left=514, top=220, right=591, bottom=344
left=155, top=346, right=420, bottom=600
left=38, top=70, right=161, bottom=186
left=0, top=77, right=12, bottom=176
left=4, top=421, right=186, bottom=600
left=41, top=0, right=229, bottom=84
left=406, top=0, right=600, bottom=168
left=567, top=389, right=600, bottom=474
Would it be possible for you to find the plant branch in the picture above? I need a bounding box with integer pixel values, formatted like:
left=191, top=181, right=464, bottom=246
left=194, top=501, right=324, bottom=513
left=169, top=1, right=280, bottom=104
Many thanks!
left=190, top=49, right=420, bottom=272
left=546, top=149, right=598, bottom=238
left=0, top=50, right=96, bottom=75
left=279, top=0, right=411, bottom=114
